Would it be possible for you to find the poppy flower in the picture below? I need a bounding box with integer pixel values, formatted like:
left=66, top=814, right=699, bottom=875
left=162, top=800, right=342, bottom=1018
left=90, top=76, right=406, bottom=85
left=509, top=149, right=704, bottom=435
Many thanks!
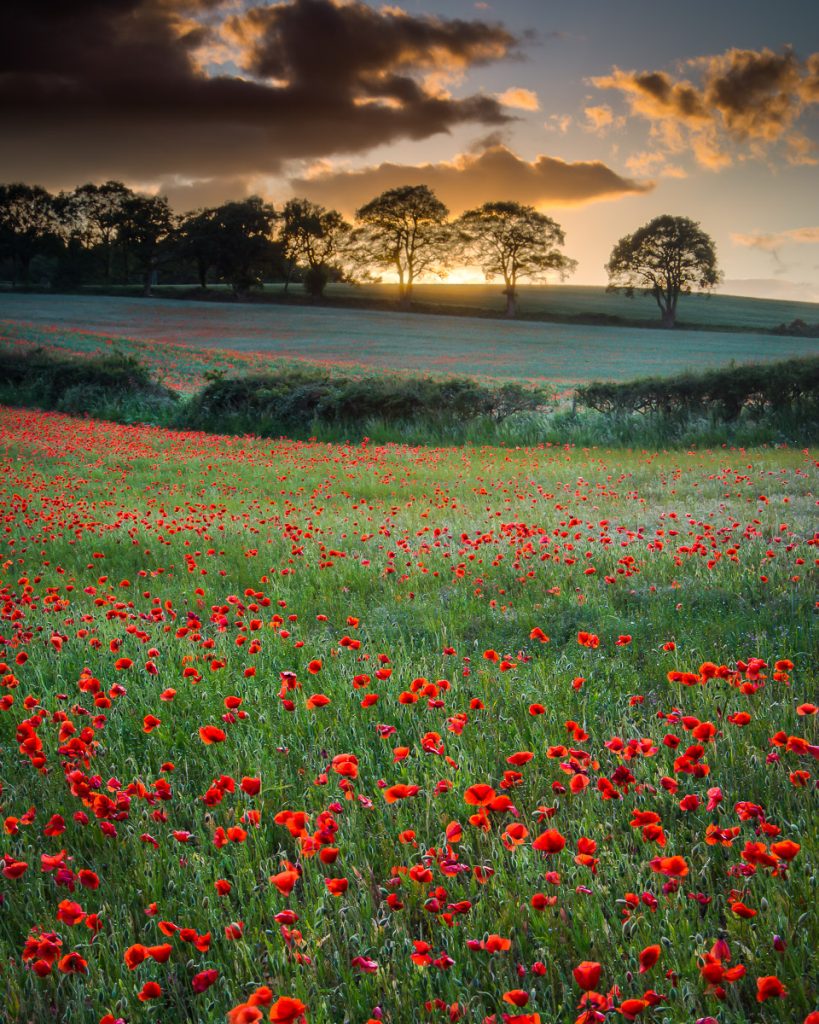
left=268, top=995, right=307, bottom=1019
left=124, top=944, right=148, bottom=970
left=532, top=829, right=566, bottom=854
left=638, top=945, right=661, bottom=972
left=464, top=784, right=496, bottom=806
left=757, top=976, right=787, bottom=1002
left=573, top=961, right=601, bottom=990
left=192, top=969, right=219, bottom=993
left=138, top=981, right=162, bottom=1001
left=620, top=998, right=649, bottom=1019
left=270, top=869, right=300, bottom=896
left=351, top=956, right=379, bottom=973
left=198, top=725, right=226, bottom=744
left=649, top=855, right=688, bottom=877
left=57, top=952, right=88, bottom=974
left=384, top=783, right=420, bottom=803
left=503, top=990, right=530, bottom=1006
left=770, top=840, right=800, bottom=861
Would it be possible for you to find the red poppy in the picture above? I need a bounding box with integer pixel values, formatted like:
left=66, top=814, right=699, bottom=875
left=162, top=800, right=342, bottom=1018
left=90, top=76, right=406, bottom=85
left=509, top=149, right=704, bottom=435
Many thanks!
left=638, top=945, right=661, bottom=972
left=532, top=829, right=566, bottom=854
left=503, top=990, right=530, bottom=1006
left=464, top=784, right=496, bottom=806
left=573, top=961, right=601, bottom=990
left=198, top=725, right=226, bottom=744
left=757, top=976, right=787, bottom=1002
left=192, top=969, right=219, bottom=993
left=138, top=982, right=162, bottom=1001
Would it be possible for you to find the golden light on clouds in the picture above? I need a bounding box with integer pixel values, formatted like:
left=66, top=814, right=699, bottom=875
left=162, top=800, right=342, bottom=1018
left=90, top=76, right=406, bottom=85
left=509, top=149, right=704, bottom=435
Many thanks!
left=496, top=87, right=540, bottom=110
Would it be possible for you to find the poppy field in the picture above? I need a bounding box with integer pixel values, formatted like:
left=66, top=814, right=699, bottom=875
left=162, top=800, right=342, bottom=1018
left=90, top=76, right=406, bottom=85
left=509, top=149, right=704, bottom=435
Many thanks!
left=0, top=404, right=816, bottom=1024
left=4, top=292, right=819, bottom=392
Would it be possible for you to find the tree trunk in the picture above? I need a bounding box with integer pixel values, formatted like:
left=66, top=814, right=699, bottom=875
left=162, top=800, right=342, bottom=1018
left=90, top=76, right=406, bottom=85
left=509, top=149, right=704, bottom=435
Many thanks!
left=142, top=269, right=152, bottom=297
left=197, top=260, right=208, bottom=291
left=661, top=308, right=676, bottom=329
left=504, top=288, right=518, bottom=319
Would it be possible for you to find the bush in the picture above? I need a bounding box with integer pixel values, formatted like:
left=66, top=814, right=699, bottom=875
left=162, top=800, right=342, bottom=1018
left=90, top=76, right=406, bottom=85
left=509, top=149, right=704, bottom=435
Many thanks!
left=575, top=357, right=819, bottom=422
left=179, top=369, right=551, bottom=438
left=0, top=347, right=178, bottom=419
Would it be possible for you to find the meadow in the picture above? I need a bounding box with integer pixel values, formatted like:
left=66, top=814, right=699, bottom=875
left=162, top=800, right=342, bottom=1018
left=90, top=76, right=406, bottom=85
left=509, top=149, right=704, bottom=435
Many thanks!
left=0, top=404, right=816, bottom=1024
left=2, top=292, right=819, bottom=392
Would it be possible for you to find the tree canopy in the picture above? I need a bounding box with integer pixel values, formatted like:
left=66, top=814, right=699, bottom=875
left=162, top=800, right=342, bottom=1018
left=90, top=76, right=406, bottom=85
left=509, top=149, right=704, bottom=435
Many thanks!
left=605, top=215, right=721, bottom=328
left=354, top=185, right=452, bottom=305
left=457, top=201, right=576, bottom=317
left=279, top=199, right=352, bottom=297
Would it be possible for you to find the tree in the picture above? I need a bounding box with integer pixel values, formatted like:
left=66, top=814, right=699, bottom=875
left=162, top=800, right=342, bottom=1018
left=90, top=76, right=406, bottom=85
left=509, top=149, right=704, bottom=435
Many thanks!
left=117, top=194, right=174, bottom=296
left=176, top=207, right=221, bottom=290
left=59, top=181, right=134, bottom=282
left=0, top=183, right=62, bottom=285
left=210, top=197, right=278, bottom=298
left=457, top=201, right=576, bottom=318
left=354, top=185, right=452, bottom=306
left=605, top=215, right=721, bottom=328
left=279, top=198, right=352, bottom=297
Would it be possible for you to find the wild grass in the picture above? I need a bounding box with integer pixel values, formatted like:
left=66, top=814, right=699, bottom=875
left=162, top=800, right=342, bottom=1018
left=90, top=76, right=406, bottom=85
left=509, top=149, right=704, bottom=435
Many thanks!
left=0, top=406, right=815, bottom=1024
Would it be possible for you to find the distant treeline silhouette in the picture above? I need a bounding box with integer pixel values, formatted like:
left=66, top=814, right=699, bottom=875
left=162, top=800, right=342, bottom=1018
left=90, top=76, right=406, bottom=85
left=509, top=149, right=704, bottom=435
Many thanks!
left=0, top=181, right=719, bottom=324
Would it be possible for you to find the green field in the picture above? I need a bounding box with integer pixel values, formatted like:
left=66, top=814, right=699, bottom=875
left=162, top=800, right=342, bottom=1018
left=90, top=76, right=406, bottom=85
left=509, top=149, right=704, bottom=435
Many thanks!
left=2, top=292, right=818, bottom=392
left=351, top=283, right=819, bottom=332
left=0, top=405, right=816, bottom=1024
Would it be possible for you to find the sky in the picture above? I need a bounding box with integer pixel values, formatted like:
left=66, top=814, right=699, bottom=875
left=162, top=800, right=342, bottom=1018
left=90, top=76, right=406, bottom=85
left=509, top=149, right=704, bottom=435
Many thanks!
left=3, top=0, right=819, bottom=297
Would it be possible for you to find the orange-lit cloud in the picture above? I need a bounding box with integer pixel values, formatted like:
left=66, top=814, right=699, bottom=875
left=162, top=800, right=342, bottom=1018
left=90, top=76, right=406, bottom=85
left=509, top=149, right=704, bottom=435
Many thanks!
left=593, top=46, right=819, bottom=168
left=290, top=144, right=651, bottom=216
left=497, top=87, right=540, bottom=110
left=732, top=226, right=819, bottom=252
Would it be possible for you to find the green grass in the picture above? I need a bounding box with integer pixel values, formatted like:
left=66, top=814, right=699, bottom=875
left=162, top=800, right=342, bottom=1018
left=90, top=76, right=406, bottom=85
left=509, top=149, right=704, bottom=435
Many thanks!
left=2, top=292, right=818, bottom=392
left=0, top=405, right=815, bottom=1024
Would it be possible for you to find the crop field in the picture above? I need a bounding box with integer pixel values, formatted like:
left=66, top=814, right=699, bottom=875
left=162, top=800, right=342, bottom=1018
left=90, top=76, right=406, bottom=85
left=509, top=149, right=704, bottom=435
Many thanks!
left=0, top=404, right=816, bottom=1024
left=2, top=293, right=819, bottom=392
left=348, top=284, right=819, bottom=333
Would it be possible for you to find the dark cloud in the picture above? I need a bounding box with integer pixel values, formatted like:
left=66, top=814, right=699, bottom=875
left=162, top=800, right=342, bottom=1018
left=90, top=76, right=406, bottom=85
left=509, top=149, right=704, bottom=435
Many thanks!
left=290, top=145, right=651, bottom=216
left=0, top=0, right=516, bottom=188
left=593, top=47, right=819, bottom=168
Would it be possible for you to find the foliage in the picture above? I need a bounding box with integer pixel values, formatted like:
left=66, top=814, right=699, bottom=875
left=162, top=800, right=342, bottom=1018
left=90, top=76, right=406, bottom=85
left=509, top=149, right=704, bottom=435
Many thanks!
left=181, top=368, right=550, bottom=436
left=457, top=201, right=577, bottom=317
left=0, top=183, right=63, bottom=284
left=117, top=194, right=174, bottom=296
left=575, top=356, right=819, bottom=421
left=0, top=347, right=178, bottom=418
left=354, top=185, right=453, bottom=303
left=207, top=198, right=279, bottom=297
left=606, top=215, right=721, bottom=328
left=279, top=198, right=352, bottom=297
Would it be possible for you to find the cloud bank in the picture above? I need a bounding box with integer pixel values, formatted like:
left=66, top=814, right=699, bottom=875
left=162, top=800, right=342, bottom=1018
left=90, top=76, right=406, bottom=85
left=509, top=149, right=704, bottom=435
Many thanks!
left=290, top=145, right=652, bottom=216
left=0, top=0, right=518, bottom=188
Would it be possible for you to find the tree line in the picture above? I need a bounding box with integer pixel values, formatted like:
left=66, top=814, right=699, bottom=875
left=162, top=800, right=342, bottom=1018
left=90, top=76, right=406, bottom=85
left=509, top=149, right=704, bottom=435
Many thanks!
left=0, top=181, right=720, bottom=325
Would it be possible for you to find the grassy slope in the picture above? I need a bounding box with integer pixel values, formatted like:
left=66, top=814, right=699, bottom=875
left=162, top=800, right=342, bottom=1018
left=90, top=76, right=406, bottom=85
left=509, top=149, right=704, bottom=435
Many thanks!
left=0, top=405, right=815, bottom=1024
left=2, top=292, right=819, bottom=391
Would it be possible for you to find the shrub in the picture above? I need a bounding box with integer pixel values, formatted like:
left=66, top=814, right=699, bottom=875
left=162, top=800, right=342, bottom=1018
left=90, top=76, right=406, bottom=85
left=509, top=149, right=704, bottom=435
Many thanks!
left=575, top=357, right=819, bottom=421
left=0, top=348, right=178, bottom=418
left=180, top=369, right=551, bottom=437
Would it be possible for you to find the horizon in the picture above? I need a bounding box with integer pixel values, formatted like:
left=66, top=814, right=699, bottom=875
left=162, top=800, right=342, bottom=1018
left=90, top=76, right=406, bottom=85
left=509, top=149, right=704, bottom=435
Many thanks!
left=3, top=1, right=819, bottom=300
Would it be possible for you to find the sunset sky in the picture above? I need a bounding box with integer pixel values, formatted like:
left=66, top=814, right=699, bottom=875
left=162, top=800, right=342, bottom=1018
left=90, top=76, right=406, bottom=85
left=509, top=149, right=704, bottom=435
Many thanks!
left=3, top=0, right=819, bottom=298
